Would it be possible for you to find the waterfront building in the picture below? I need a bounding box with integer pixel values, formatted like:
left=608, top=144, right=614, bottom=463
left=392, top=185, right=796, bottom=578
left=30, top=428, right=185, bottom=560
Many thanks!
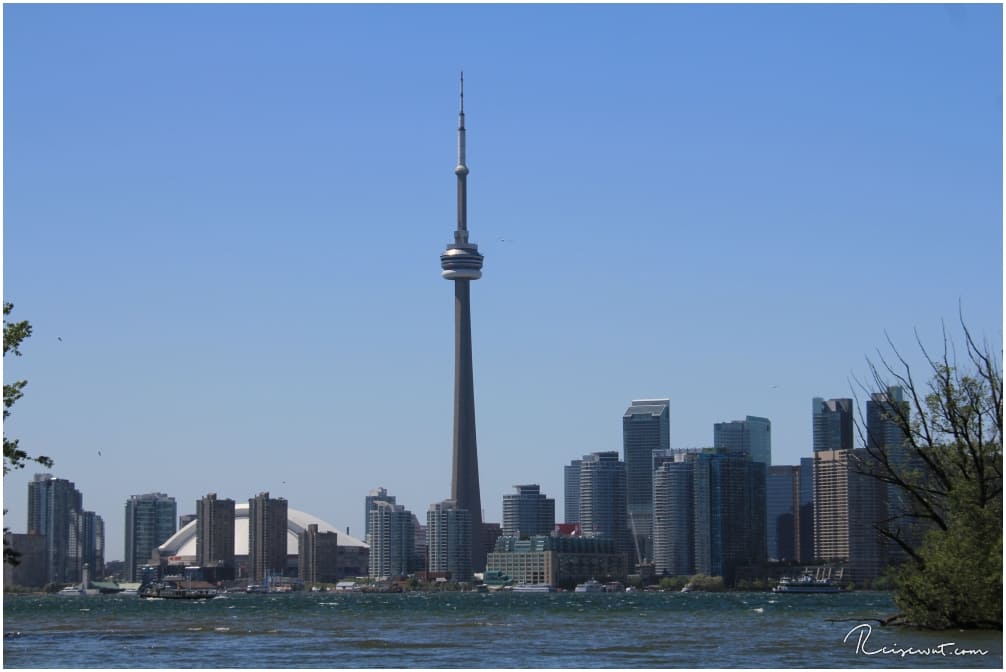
left=427, top=499, right=471, bottom=582
left=694, top=453, right=767, bottom=583
left=798, top=457, right=814, bottom=562
left=622, top=399, right=670, bottom=563
left=813, top=449, right=888, bottom=583
left=196, top=493, right=235, bottom=572
left=3, top=532, right=48, bottom=587
left=28, top=474, right=85, bottom=584
left=713, top=415, right=771, bottom=465
left=866, top=386, right=923, bottom=562
left=578, top=451, right=632, bottom=559
left=563, top=459, right=582, bottom=524
left=652, top=459, right=694, bottom=576
left=78, top=510, right=105, bottom=580
left=368, top=500, right=415, bottom=580
left=155, top=504, right=369, bottom=579
left=248, top=492, right=288, bottom=583
left=812, top=397, right=854, bottom=453
left=486, top=534, right=628, bottom=588
left=440, top=74, right=486, bottom=573
left=124, top=492, right=176, bottom=582
left=501, top=484, right=555, bottom=538
left=363, top=487, right=396, bottom=545
left=766, top=465, right=801, bottom=562
left=298, top=523, right=340, bottom=584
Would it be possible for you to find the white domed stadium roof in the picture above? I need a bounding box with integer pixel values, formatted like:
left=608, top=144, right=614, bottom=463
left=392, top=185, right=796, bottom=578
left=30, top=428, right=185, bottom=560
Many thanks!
left=157, top=503, right=367, bottom=559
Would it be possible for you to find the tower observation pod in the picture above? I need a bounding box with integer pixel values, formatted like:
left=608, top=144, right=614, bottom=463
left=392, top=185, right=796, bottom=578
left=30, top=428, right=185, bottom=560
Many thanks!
left=440, top=72, right=486, bottom=574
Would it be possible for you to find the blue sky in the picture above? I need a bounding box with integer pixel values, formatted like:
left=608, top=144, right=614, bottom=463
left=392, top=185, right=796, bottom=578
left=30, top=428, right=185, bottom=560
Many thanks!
left=3, top=4, right=1002, bottom=562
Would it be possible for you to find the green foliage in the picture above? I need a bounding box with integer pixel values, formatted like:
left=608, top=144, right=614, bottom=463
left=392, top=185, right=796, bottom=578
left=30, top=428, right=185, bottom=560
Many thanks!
left=3, top=302, right=52, bottom=476
left=4, top=302, right=54, bottom=567
left=684, top=574, right=725, bottom=592
left=658, top=576, right=689, bottom=591
left=894, top=480, right=1003, bottom=628
left=858, top=320, right=1002, bottom=629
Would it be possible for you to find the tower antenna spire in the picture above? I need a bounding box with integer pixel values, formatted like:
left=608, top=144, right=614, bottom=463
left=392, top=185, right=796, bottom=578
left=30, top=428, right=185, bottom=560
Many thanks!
left=455, top=70, right=469, bottom=234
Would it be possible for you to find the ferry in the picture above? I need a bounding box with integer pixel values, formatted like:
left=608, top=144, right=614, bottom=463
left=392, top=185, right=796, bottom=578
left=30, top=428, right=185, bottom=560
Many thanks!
left=772, top=574, right=843, bottom=593
left=573, top=579, right=605, bottom=593
left=511, top=583, right=555, bottom=593
left=140, top=579, right=221, bottom=599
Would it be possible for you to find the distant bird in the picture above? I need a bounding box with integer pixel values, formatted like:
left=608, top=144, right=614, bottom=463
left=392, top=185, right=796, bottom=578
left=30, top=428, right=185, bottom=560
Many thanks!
left=97, top=450, right=101, bottom=457
left=57, top=337, right=62, bottom=342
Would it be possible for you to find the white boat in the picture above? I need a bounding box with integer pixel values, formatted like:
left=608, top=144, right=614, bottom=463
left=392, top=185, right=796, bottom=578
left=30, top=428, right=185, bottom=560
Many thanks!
left=512, top=583, right=555, bottom=593
left=56, top=585, right=99, bottom=597
left=772, top=574, right=842, bottom=593
left=574, top=579, right=605, bottom=593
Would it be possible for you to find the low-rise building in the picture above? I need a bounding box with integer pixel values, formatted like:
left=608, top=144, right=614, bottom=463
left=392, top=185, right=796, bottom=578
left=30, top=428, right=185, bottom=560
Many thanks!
left=486, top=535, right=627, bottom=588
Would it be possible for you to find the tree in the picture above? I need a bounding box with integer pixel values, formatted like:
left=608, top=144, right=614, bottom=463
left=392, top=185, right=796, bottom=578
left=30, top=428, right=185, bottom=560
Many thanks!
left=4, top=302, right=53, bottom=566
left=854, top=318, right=1002, bottom=629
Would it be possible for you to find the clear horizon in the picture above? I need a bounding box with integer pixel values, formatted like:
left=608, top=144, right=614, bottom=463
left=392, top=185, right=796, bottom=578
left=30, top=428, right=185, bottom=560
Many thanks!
left=3, top=3, right=1002, bottom=562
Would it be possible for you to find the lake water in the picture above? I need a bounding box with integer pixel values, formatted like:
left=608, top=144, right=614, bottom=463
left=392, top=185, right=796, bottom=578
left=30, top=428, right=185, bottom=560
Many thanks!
left=3, top=590, right=1002, bottom=668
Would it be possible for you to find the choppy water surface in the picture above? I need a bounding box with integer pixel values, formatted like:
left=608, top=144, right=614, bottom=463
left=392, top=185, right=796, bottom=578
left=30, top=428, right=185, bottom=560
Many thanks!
left=4, top=591, right=1001, bottom=668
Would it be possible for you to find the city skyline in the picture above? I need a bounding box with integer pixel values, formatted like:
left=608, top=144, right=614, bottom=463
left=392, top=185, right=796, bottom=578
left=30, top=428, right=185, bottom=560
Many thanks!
left=3, top=4, right=1002, bottom=562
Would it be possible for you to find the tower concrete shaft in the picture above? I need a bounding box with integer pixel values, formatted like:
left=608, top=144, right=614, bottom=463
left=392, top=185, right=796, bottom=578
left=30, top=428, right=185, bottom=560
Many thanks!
left=440, top=72, right=485, bottom=573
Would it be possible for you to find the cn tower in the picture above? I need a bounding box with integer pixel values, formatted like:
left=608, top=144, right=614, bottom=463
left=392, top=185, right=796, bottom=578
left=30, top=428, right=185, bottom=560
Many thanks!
left=440, top=72, right=485, bottom=572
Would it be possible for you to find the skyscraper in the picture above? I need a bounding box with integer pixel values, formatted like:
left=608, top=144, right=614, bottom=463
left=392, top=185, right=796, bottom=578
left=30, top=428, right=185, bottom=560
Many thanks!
left=27, top=474, right=83, bottom=583
left=196, top=493, right=235, bottom=571
left=299, top=523, right=340, bottom=585
left=368, top=500, right=415, bottom=580
left=693, top=453, right=767, bottom=584
left=364, top=487, right=396, bottom=544
left=78, top=510, right=105, bottom=580
left=652, top=459, right=694, bottom=576
left=713, top=415, right=771, bottom=465
left=563, top=459, right=582, bottom=524
left=813, top=449, right=888, bottom=583
left=579, top=451, right=632, bottom=560
left=622, top=399, right=670, bottom=564
left=440, top=74, right=485, bottom=573
left=124, top=492, right=176, bottom=581
left=867, top=386, right=919, bottom=562
left=501, top=485, right=555, bottom=537
left=427, top=499, right=472, bottom=582
left=248, top=492, right=288, bottom=583
left=766, top=465, right=800, bottom=562
left=812, top=397, right=854, bottom=453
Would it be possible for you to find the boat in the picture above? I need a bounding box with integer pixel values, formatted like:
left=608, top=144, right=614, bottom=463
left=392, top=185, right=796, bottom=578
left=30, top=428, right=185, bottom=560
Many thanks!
left=512, top=583, right=555, bottom=593
left=574, top=579, right=605, bottom=593
left=56, top=585, right=99, bottom=597
left=140, top=578, right=221, bottom=599
left=772, top=574, right=843, bottom=593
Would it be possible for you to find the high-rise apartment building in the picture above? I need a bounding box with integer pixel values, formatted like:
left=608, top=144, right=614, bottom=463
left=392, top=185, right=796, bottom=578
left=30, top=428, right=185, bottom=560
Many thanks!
left=812, top=397, right=854, bottom=453
left=368, top=500, right=415, bottom=580
left=579, top=451, right=632, bottom=560
left=124, top=493, right=177, bottom=582
left=622, top=399, right=669, bottom=563
left=299, top=523, right=340, bottom=584
left=813, top=449, right=888, bottom=583
left=427, top=499, right=472, bottom=582
left=501, top=484, right=555, bottom=538
left=697, top=453, right=767, bottom=583
left=364, top=487, right=396, bottom=545
left=28, top=474, right=84, bottom=584
left=78, top=510, right=105, bottom=580
left=196, top=493, right=235, bottom=570
left=766, top=465, right=801, bottom=562
left=798, top=457, right=815, bottom=562
left=248, top=492, right=288, bottom=583
left=713, top=415, right=771, bottom=465
left=652, top=459, right=694, bottom=576
left=563, top=459, right=582, bottom=524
